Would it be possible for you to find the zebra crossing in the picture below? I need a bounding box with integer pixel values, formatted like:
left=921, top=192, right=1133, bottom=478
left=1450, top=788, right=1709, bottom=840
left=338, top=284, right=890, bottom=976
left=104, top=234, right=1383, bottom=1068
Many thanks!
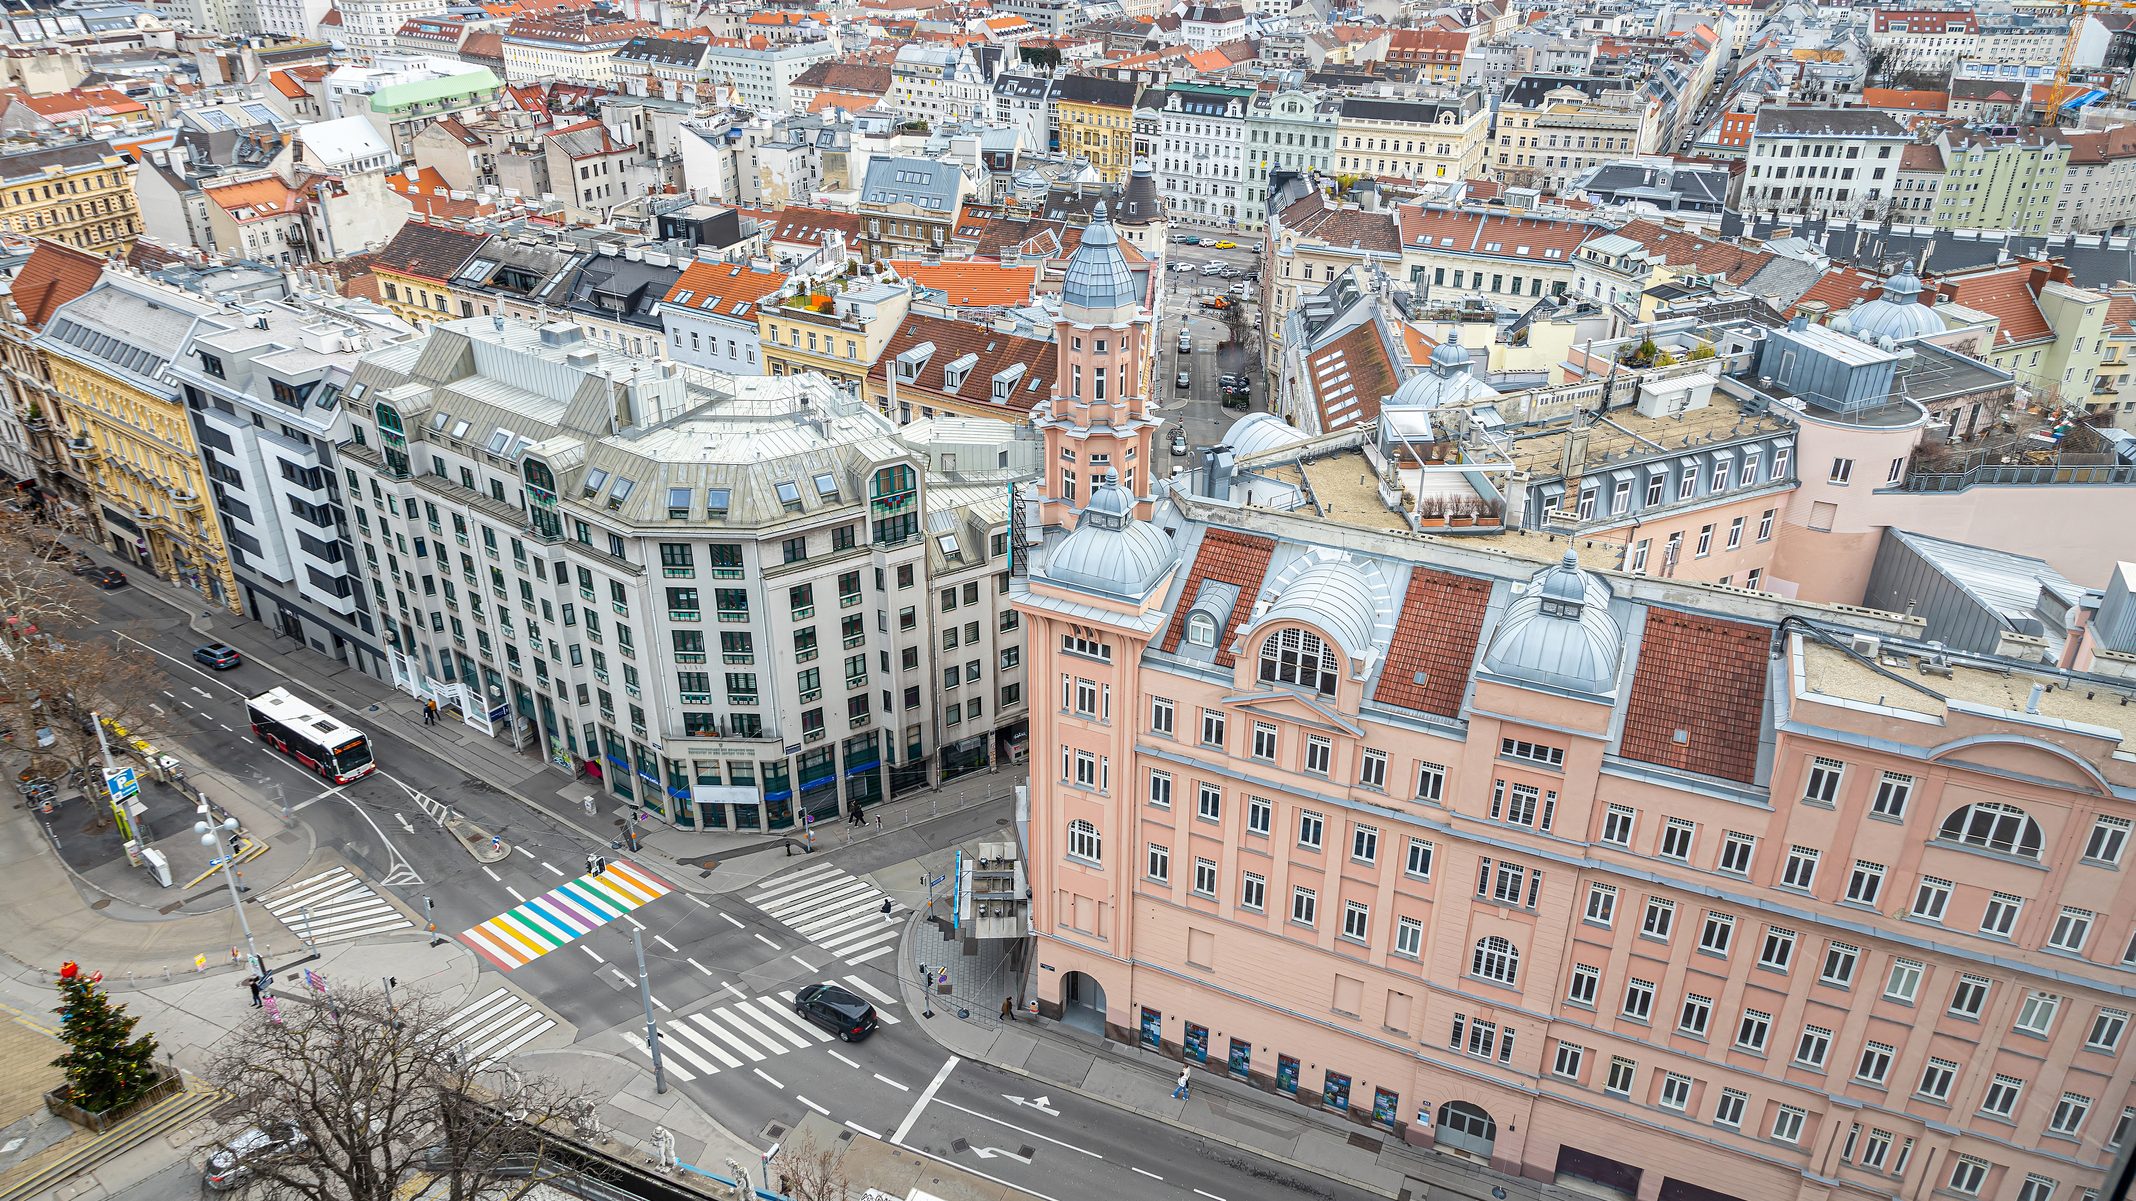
left=622, top=975, right=901, bottom=1082
left=437, top=986, right=558, bottom=1069
left=459, top=860, right=672, bottom=971
left=260, top=867, right=413, bottom=945
left=745, top=863, right=905, bottom=964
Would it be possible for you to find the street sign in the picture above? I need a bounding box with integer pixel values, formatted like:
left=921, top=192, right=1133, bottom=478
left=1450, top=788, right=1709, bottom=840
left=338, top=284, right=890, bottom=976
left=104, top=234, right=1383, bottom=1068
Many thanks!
left=930, top=875, right=947, bottom=889
left=104, top=767, right=138, bottom=800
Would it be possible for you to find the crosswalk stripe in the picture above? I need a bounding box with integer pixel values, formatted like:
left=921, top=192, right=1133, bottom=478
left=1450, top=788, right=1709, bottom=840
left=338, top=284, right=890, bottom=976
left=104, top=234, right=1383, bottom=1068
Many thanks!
left=701, top=1007, right=786, bottom=1058
left=620, top=1032, right=696, bottom=1082
left=746, top=863, right=843, bottom=902
left=507, top=904, right=577, bottom=946
left=759, top=877, right=871, bottom=916
left=651, top=1027, right=722, bottom=1076
left=841, top=975, right=898, bottom=1007
left=754, top=997, right=833, bottom=1044
left=783, top=890, right=883, bottom=931
left=818, top=926, right=900, bottom=956
left=459, top=861, right=669, bottom=970
left=733, top=999, right=812, bottom=1050
left=263, top=868, right=363, bottom=907
left=436, top=988, right=557, bottom=1068
left=604, top=861, right=670, bottom=901
left=591, top=868, right=657, bottom=906
left=261, top=869, right=411, bottom=945
left=666, top=1019, right=743, bottom=1068
left=848, top=945, right=893, bottom=965
left=688, top=1012, right=767, bottom=1062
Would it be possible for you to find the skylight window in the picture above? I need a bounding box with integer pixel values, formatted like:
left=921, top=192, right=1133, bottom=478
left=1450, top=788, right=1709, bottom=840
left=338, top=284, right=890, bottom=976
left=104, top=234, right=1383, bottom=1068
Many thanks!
left=431, top=411, right=450, bottom=430
left=666, top=487, right=691, bottom=518
left=582, top=468, right=609, bottom=497
left=450, top=420, right=470, bottom=439
left=938, top=532, right=961, bottom=560
left=813, top=472, right=839, bottom=498
left=486, top=428, right=512, bottom=454
left=705, top=487, right=730, bottom=514
left=607, top=477, right=636, bottom=510
left=775, top=480, right=802, bottom=509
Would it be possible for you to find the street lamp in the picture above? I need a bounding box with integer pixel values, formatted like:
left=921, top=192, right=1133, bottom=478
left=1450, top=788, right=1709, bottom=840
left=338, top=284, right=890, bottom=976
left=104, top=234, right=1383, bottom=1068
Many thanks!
left=196, top=815, right=264, bottom=980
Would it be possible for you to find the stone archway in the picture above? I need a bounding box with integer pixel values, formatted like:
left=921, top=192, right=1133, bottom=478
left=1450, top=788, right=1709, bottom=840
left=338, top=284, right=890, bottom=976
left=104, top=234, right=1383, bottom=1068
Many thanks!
left=1060, top=971, right=1106, bottom=1035
left=1435, top=1100, right=1497, bottom=1163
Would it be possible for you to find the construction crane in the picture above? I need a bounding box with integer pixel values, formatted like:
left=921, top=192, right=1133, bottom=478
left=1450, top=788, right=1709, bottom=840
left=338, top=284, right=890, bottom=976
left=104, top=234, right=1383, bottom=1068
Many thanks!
left=2042, top=0, right=2136, bottom=125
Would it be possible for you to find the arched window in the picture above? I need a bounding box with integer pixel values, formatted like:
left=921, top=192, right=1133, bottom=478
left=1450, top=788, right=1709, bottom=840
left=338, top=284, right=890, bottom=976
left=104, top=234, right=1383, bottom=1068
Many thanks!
left=1471, top=935, right=1519, bottom=985
left=1938, top=802, right=2044, bottom=859
left=1259, top=626, right=1338, bottom=693
left=1186, top=611, right=1217, bottom=647
left=1067, top=819, right=1101, bottom=864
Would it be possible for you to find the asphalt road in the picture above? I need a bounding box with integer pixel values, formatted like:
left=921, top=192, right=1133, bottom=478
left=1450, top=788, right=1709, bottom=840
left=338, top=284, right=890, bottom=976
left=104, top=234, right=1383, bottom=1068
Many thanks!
left=1159, top=237, right=1266, bottom=459
left=57, top=579, right=1377, bottom=1201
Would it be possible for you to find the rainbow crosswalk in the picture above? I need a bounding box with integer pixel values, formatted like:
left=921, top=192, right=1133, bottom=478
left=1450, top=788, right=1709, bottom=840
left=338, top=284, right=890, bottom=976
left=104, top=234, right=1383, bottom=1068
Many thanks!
left=460, top=861, right=672, bottom=970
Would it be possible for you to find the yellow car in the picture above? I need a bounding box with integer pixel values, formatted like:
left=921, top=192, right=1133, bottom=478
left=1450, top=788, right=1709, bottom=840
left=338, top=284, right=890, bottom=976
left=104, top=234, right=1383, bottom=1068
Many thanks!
left=1212, top=240, right=1238, bottom=249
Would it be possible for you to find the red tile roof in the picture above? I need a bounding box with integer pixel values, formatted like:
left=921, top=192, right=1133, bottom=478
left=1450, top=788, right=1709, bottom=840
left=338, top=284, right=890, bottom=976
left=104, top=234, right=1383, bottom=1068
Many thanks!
left=1789, top=266, right=1882, bottom=318
left=662, top=260, right=786, bottom=316
left=1303, top=320, right=1396, bottom=432
left=1613, top=218, right=1772, bottom=284
left=1619, top=609, right=1766, bottom=783
left=1396, top=205, right=1594, bottom=262
left=1373, top=568, right=1491, bottom=717
left=887, top=259, right=1038, bottom=308
left=1860, top=87, right=1947, bottom=112
left=9, top=238, right=105, bottom=332
left=1931, top=263, right=2057, bottom=346
left=267, top=69, right=309, bottom=99
left=864, top=312, right=1058, bottom=415
left=1161, top=529, right=1275, bottom=665
left=738, top=204, right=861, bottom=248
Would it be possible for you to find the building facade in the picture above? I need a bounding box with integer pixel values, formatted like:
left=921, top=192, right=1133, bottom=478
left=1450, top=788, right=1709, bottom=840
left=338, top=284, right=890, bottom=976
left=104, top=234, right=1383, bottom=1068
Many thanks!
left=1335, top=92, right=1489, bottom=186
left=0, top=141, right=141, bottom=255
left=1153, top=83, right=1256, bottom=227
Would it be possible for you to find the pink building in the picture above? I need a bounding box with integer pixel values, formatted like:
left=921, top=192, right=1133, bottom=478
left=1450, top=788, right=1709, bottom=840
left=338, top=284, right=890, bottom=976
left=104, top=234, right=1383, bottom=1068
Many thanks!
left=1015, top=214, right=2135, bottom=1201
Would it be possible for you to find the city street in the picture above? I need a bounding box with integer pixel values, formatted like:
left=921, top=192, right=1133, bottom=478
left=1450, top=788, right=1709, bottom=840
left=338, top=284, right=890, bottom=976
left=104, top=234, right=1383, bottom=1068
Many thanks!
left=1159, top=235, right=1267, bottom=459
left=34, top=572, right=1381, bottom=1201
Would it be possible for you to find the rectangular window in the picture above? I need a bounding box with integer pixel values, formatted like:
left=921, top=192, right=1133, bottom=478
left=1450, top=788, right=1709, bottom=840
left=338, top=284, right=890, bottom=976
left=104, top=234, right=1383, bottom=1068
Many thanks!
left=1781, top=846, right=1819, bottom=890
left=1200, top=708, right=1226, bottom=747
left=1885, top=958, right=1923, bottom=1003
left=1622, top=978, right=1654, bottom=1021
left=1870, top=772, right=1912, bottom=818
left=1660, top=817, right=1694, bottom=860
left=1197, top=783, right=1221, bottom=822
left=1568, top=964, right=1599, bottom=1006
left=1148, top=770, right=1173, bottom=809
left=1820, top=941, right=1858, bottom=987
left=1404, top=837, right=1433, bottom=879
left=1735, top=1008, right=1770, bottom=1053
left=1498, top=737, right=1565, bottom=768
left=1192, top=858, right=1217, bottom=898
left=1641, top=896, right=1675, bottom=941
left=1982, top=891, right=2023, bottom=938
left=1699, top=912, right=1734, bottom=956
left=1251, top=721, right=1277, bottom=760
left=1757, top=508, right=1776, bottom=540
left=2015, top=991, right=2059, bottom=1036
left=1415, top=761, right=1446, bottom=801
left=1659, top=1072, right=1692, bottom=1111
left=2087, top=1007, right=2128, bottom=1052
left=1303, top=735, right=1331, bottom=775
left=2052, top=1093, right=2091, bottom=1137
left=1605, top=1056, right=1636, bottom=1097
left=1394, top=915, right=1422, bottom=957
left=1350, top=825, right=1378, bottom=864
left=1584, top=883, right=1616, bottom=926
left=1829, top=457, right=1853, bottom=484
left=1856, top=1041, right=1894, bottom=1085
left=1794, top=1024, right=1831, bottom=1068
left=1947, top=1157, right=1988, bottom=1196
left=1552, top=1042, right=1584, bottom=1080
left=1240, top=872, right=1266, bottom=912
left=1771, top=1106, right=1806, bottom=1145
left=2086, top=815, right=2130, bottom=865
left=1246, top=796, right=1271, bottom=836
left=1802, top=757, right=1843, bottom=805
left=1719, top=830, right=1755, bottom=874
left=1341, top=901, right=1369, bottom=943
left=1918, top=1058, right=1958, bottom=1102
left=1359, top=748, right=1387, bottom=789
left=2050, top=907, right=2094, bottom=953
left=1845, top=860, right=1884, bottom=905
left=1290, top=887, right=1317, bottom=927
left=1726, top=516, right=1744, bottom=550
left=1601, top=804, right=1635, bottom=848
left=1912, top=875, right=1951, bottom=921
left=1713, top=1089, right=1747, bottom=1129
left=1679, top=993, right=1712, bottom=1037
left=1297, top=811, right=1324, bottom=850
left=1150, top=697, right=1175, bottom=735
left=1949, top=974, right=1990, bottom=1019
left=1980, top=1074, right=2023, bottom=1119
left=1146, top=843, right=1169, bottom=883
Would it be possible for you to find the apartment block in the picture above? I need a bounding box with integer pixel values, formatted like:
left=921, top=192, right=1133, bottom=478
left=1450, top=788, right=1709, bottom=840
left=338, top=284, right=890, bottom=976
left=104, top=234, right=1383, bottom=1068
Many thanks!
left=0, top=141, right=141, bottom=255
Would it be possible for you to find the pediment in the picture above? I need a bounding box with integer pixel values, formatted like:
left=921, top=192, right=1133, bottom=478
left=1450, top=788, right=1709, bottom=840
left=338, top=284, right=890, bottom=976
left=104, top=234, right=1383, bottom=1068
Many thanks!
left=1928, top=734, right=2112, bottom=796
left=1220, top=688, right=1362, bottom=738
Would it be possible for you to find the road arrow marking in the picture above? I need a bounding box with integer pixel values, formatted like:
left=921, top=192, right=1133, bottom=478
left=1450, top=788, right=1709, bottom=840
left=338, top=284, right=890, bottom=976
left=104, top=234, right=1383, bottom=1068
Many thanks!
left=972, top=1146, right=1034, bottom=1164
left=1004, top=1095, right=1060, bottom=1116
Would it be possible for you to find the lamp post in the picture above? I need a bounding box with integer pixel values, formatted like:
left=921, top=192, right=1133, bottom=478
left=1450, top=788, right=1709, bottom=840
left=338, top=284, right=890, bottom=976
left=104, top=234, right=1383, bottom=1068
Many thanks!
left=197, top=815, right=263, bottom=980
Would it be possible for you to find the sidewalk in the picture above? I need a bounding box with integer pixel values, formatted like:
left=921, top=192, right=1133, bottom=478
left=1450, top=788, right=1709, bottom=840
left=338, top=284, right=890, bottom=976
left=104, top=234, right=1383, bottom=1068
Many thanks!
left=892, top=911, right=1573, bottom=1201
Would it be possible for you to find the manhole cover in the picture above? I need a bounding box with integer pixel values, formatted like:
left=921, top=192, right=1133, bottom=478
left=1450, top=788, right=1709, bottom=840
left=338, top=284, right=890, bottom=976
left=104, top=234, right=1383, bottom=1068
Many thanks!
left=949, top=1138, right=969, bottom=1154
left=89, top=898, right=111, bottom=910
left=759, top=1121, right=788, bottom=1142
left=996, top=818, right=1009, bottom=826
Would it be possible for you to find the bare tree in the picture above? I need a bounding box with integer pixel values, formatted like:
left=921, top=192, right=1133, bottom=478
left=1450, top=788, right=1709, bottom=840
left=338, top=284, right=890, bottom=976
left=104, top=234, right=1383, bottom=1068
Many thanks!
left=0, top=635, right=157, bottom=827
left=204, top=984, right=593, bottom=1201
left=769, top=1133, right=860, bottom=1201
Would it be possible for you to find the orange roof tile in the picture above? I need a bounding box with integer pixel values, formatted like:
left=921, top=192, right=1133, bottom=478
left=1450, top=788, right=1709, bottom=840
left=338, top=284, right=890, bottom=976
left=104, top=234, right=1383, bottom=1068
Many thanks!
left=1932, top=264, right=2055, bottom=346
left=1303, top=320, right=1396, bottom=432
left=1789, top=266, right=1882, bottom=317
left=9, top=238, right=104, bottom=332
left=1373, top=568, right=1491, bottom=717
left=1161, top=529, right=1275, bottom=665
left=202, top=176, right=308, bottom=221
left=886, top=259, right=1038, bottom=308
left=1860, top=87, right=1947, bottom=112
left=2104, top=292, right=2136, bottom=335
left=808, top=90, right=881, bottom=114
left=864, top=313, right=1057, bottom=415
left=662, top=260, right=787, bottom=317
left=267, top=69, right=308, bottom=99
left=1619, top=609, right=1767, bottom=783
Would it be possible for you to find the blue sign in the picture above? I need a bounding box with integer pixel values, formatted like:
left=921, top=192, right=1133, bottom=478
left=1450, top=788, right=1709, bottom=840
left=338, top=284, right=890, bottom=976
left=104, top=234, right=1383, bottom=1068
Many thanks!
left=929, top=875, right=947, bottom=888
left=104, top=767, right=138, bottom=800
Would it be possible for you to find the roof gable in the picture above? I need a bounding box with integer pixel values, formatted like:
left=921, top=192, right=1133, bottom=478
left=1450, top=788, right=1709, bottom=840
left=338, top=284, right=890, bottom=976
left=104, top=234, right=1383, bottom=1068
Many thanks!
left=1619, top=609, right=1766, bottom=783
left=1162, top=528, right=1275, bottom=665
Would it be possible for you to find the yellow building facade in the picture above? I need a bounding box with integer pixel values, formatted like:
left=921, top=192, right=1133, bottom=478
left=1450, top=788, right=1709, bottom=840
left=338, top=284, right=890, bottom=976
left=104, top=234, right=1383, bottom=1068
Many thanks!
left=757, top=281, right=911, bottom=394
left=0, top=140, right=141, bottom=254
left=1053, top=77, right=1140, bottom=184
left=36, top=278, right=239, bottom=610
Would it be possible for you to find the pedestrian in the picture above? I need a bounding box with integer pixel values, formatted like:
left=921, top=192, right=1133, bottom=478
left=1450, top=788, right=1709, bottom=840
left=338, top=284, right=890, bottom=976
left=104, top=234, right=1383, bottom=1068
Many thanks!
left=1001, top=996, right=1015, bottom=1022
left=1172, top=1067, right=1191, bottom=1100
left=880, top=897, right=893, bottom=923
left=243, top=974, right=263, bottom=1008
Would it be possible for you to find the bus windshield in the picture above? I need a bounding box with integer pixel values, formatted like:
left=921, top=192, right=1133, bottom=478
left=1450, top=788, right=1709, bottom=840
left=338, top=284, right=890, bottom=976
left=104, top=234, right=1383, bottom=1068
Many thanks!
left=332, top=738, right=374, bottom=775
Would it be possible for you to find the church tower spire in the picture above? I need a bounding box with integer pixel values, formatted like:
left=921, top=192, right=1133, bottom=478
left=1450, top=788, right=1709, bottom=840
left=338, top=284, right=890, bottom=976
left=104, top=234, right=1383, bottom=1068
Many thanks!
left=1033, top=201, right=1158, bottom=531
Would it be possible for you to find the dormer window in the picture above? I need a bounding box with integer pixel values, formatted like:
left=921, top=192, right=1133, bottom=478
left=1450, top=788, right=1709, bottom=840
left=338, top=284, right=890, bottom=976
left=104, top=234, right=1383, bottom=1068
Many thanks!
left=1259, top=627, right=1337, bottom=694
left=582, top=468, right=610, bottom=497
left=1186, top=611, right=1218, bottom=647
left=941, top=352, right=978, bottom=391
left=705, top=488, right=731, bottom=515
left=813, top=472, right=839, bottom=499
left=606, top=476, right=636, bottom=511
left=775, top=480, right=802, bottom=510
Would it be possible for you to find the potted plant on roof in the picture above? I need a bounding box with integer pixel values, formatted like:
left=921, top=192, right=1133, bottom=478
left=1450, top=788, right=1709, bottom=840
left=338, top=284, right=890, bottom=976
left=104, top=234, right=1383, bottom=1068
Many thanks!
left=1416, top=495, right=1444, bottom=527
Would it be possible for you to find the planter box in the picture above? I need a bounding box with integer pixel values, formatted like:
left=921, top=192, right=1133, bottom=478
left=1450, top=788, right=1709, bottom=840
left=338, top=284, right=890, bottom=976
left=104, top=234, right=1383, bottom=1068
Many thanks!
left=45, top=1070, right=181, bottom=1134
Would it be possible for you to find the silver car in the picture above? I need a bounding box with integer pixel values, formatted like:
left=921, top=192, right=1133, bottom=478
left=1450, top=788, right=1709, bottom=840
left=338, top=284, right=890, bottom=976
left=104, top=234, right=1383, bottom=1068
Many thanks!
left=204, top=1123, right=307, bottom=1191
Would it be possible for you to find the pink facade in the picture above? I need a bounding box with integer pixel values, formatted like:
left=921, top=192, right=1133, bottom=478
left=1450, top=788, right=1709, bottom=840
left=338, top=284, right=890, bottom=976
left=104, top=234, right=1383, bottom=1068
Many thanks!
left=1016, top=500, right=2136, bottom=1201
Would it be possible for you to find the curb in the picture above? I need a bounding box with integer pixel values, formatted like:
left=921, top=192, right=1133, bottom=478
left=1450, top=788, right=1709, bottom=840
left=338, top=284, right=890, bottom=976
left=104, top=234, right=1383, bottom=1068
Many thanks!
left=888, top=912, right=1405, bottom=1201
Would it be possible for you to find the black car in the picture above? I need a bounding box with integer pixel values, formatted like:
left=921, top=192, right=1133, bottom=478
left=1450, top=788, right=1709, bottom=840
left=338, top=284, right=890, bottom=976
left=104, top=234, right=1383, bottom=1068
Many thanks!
left=78, top=565, right=126, bottom=589
left=793, top=982, right=877, bottom=1042
left=193, top=643, right=242, bottom=670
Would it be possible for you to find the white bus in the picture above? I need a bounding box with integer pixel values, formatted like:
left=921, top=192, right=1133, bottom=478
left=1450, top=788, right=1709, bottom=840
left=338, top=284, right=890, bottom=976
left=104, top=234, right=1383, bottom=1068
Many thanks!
left=245, top=688, right=375, bottom=784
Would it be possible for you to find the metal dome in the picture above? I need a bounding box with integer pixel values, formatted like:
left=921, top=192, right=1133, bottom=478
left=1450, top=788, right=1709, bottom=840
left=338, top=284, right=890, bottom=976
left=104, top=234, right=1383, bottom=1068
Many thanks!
left=1428, top=340, right=1472, bottom=373
left=1225, top=412, right=1309, bottom=458
left=1059, top=201, right=1137, bottom=314
left=1480, top=550, right=1623, bottom=695
left=1847, top=268, right=1946, bottom=344
left=1255, top=558, right=1380, bottom=662
left=1037, top=471, right=1176, bottom=599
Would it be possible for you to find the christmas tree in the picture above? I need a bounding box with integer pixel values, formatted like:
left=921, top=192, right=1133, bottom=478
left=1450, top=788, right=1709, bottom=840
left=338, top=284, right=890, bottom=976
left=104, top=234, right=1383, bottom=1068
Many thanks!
left=50, top=962, right=161, bottom=1113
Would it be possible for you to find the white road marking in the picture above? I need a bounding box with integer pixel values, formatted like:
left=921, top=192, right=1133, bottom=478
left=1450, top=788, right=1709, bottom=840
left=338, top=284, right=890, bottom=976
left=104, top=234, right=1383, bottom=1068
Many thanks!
left=1194, top=1191, right=1227, bottom=1201
left=828, top=1050, right=859, bottom=1070
left=723, top=982, right=746, bottom=999
left=720, top=913, right=744, bottom=928
left=790, top=953, right=816, bottom=972
left=192, top=686, right=212, bottom=699
left=149, top=703, right=164, bottom=715
left=515, top=846, right=533, bottom=859
left=622, top=913, right=644, bottom=930
left=845, top=1121, right=882, bottom=1140
left=797, top=1096, right=829, bottom=1116
left=1131, top=1167, right=1164, bottom=1180
left=505, top=885, right=526, bottom=903
left=935, top=1100, right=1102, bottom=1159
left=840, top=976, right=898, bottom=1007
left=686, top=958, right=711, bottom=976
left=539, top=861, right=564, bottom=877
left=481, top=865, right=500, bottom=882
left=218, top=722, right=233, bottom=732
left=394, top=813, right=414, bottom=833
left=754, top=933, right=781, bottom=950
left=655, top=935, right=679, bottom=952
left=892, top=1056, right=960, bottom=1146
left=688, top=896, right=710, bottom=908
left=162, top=690, right=175, bottom=698
left=606, top=966, right=632, bottom=987
left=581, top=946, right=604, bottom=964
left=873, top=1073, right=909, bottom=1091
left=754, top=1067, right=783, bottom=1088
left=289, top=786, right=344, bottom=813
left=652, top=994, right=670, bottom=1012
left=897, top=1148, right=1066, bottom=1201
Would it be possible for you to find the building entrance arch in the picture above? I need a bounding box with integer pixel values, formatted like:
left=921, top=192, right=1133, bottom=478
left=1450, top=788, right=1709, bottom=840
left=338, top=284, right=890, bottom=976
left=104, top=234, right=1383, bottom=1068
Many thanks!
left=1435, top=1101, right=1497, bottom=1162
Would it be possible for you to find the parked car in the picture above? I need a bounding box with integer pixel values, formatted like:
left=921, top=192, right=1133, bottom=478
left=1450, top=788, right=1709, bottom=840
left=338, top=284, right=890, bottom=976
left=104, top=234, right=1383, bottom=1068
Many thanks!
left=1175, top=370, right=1191, bottom=388
left=1178, top=235, right=1201, bottom=245
left=78, top=565, right=125, bottom=590
left=193, top=643, right=242, bottom=670
left=1168, top=261, right=1196, bottom=272
left=793, top=982, right=877, bottom=1042
left=1212, top=240, right=1238, bottom=249
left=1169, top=428, right=1188, bottom=456
left=205, top=1123, right=307, bottom=1191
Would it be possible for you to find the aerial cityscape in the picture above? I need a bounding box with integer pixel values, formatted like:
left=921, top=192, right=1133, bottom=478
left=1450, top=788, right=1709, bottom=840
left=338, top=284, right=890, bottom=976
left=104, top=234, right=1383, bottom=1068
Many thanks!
left=0, top=0, right=2130, bottom=1198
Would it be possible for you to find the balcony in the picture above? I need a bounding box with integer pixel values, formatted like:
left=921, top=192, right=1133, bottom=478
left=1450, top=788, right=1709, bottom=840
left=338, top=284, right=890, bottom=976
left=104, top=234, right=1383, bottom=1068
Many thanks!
left=668, top=610, right=701, bottom=623
left=717, top=609, right=749, bottom=624
left=170, top=489, right=203, bottom=512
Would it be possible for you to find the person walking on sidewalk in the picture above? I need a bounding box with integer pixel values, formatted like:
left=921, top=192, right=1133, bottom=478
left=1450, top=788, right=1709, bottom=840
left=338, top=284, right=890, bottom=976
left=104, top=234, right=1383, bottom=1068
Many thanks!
left=1172, top=1067, right=1191, bottom=1100
left=243, top=975, right=263, bottom=1008
left=880, top=898, right=893, bottom=923
left=1001, top=996, right=1015, bottom=1022
left=423, top=699, right=438, bottom=726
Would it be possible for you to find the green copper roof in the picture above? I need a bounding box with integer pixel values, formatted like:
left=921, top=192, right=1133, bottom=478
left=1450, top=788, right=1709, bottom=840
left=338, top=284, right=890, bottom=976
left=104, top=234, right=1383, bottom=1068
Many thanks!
left=369, top=69, right=501, bottom=113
